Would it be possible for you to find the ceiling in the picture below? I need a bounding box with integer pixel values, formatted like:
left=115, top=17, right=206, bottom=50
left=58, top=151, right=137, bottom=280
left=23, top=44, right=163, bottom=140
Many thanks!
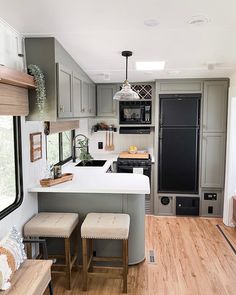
left=1, top=0, right=236, bottom=82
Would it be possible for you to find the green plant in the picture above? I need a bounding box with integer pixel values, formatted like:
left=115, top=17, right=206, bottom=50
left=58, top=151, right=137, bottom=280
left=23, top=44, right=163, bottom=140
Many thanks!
left=77, top=139, right=93, bottom=164
left=28, top=64, right=46, bottom=116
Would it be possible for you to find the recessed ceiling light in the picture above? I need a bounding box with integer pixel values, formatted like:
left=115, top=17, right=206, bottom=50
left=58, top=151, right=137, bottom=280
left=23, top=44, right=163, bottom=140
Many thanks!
left=187, top=15, right=210, bottom=26
left=144, top=19, right=160, bottom=27
left=136, top=61, right=165, bottom=71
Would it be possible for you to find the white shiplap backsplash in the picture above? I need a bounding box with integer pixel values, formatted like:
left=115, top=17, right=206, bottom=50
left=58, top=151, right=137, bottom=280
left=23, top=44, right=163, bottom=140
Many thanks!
left=76, top=118, right=154, bottom=156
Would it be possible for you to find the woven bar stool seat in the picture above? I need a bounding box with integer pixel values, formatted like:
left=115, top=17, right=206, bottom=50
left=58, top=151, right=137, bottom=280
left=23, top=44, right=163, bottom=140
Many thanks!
left=24, top=212, right=79, bottom=290
left=81, top=213, right=130, bottom=293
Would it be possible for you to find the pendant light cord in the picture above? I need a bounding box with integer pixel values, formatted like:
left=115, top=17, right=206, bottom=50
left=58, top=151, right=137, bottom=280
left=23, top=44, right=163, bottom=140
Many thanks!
left=126, top=56, right=128, bottom=81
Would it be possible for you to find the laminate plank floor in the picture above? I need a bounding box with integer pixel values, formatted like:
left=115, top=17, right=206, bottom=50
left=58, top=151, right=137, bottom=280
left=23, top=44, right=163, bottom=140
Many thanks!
left=44, top=216, right=236, bottom=295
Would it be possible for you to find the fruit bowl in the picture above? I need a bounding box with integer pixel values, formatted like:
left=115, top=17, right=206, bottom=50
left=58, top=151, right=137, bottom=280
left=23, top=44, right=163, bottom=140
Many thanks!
left=128, top=145, right=137, bottom=154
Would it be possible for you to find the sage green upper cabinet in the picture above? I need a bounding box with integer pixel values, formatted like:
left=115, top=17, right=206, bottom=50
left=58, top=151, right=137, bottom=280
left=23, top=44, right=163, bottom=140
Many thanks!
left=73, top=80, right=96, bottom=117
left=57, top=64, right=73, bottom=118
left=80, top=81, right=90, bottom=116
left=25, top=37, right=95, bottom=121
left=97, top=84, right=117, bottom=117
left=202, top=81, right=228, bottom=133
left=0, top=21, right=24, bottom=71
left=72, top=72, right=82, bottom=117
left=89, top=84, right=96, bottom=116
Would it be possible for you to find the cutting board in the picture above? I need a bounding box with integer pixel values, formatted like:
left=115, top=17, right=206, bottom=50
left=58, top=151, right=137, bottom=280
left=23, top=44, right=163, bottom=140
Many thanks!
left=40, top=173, right=73, bottom=187
left=119, top=151, right=149, bottom=159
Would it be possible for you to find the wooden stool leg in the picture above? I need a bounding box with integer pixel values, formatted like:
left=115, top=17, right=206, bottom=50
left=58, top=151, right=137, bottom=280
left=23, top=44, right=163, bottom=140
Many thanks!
left=89, top=239, right=93, bottom=272
left=65, top=237, right=72, bottom=290
left=82, top=238, right=88, bottom=291
left=123, top=239, right=128, bottom=293
left=74, top=225, right=79, bottom=271
left=26, top=240, right=32, bottom=259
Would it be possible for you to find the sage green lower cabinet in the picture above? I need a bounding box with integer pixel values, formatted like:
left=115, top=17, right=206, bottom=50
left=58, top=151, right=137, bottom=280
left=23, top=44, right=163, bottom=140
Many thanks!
left=38, top=192, right=145, bottom=265
left=201, top=133, right=226, bottom=188
left=97, top=84, right=117, bottom=117
left=57, top=63, right=73, bottom=118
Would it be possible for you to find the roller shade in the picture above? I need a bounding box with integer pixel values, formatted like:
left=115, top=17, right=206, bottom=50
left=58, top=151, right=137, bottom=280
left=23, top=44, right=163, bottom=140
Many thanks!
left=0, top=65, right=35, bottom=116
left=0, top=84, right=29, bottom=116
left=44, top=120, right=80, bottom=135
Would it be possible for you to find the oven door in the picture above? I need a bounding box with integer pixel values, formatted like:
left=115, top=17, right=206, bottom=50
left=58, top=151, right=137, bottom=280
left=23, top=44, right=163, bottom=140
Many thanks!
left=117, top=165, right=152, bottom=204
left=117, top=165, right=151, bottom=178
left=119, top=105, right=143, bottom=124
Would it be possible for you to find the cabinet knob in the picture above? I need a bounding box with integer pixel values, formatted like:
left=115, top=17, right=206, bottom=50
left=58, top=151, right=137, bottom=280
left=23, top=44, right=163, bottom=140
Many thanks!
left=81, top=108, right=85, bottom=113
left=59, top=105, right=65, bottom=112
left=89, top=109, right=92, bottom=113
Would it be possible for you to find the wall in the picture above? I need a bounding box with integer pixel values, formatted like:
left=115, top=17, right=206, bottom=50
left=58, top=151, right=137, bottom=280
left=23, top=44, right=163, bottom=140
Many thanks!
left=0, top=18, right=46, bottom=238
left=77, top=118, right=154, bottom=157
left=0, top=119, right=46, bottom=238
left=223, top=75, right=236, bottom=227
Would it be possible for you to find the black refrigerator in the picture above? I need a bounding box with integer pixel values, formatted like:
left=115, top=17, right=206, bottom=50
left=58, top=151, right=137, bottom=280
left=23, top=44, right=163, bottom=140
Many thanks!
left=158, top=94, right=201, bottom=194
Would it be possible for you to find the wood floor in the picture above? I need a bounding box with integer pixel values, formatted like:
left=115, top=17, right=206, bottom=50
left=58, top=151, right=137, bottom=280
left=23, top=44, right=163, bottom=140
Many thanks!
left=44, top=216, right=236, bottom=295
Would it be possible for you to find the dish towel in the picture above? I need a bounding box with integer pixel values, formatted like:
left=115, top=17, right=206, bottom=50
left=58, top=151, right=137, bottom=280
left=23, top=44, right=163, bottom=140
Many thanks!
left=133, top=168, right=143, bottom=175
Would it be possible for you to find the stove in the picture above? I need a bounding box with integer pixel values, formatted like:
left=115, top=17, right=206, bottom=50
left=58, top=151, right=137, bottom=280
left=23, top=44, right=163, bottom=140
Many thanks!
left=117, top=155, right=152, bottom=214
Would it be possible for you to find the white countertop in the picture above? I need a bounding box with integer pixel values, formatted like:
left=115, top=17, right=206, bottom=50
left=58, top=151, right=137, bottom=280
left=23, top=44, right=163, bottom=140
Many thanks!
left=28, top=154, right=150, bottom=195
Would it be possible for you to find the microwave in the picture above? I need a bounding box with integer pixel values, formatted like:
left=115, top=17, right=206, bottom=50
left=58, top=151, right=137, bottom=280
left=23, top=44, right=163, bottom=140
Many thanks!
left=119, top=101, right=152, bottom=125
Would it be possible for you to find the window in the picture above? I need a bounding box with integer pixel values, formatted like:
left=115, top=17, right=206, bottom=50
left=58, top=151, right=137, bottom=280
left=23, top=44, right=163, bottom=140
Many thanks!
left=0, top=116, right=23, bottom=220
left=46, top=130, right=74, bottom=166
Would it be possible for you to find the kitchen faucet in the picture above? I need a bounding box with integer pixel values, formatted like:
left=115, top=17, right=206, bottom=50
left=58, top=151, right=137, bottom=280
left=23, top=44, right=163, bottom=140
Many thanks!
left=72, top=134, right=90, bottom=163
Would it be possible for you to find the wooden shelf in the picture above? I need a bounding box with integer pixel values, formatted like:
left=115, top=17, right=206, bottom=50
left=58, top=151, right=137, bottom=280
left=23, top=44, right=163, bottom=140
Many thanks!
left=0, top=65, right=36, bottom=89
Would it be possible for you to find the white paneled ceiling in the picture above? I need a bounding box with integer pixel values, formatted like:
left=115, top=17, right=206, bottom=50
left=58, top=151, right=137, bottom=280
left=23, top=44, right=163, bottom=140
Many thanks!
left=0, top=0, right=236, bottom=82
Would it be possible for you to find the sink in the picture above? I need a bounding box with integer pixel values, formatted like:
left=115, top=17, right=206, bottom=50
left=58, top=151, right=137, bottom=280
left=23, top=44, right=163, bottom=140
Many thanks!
left=75, top=160, right=107, bottom=167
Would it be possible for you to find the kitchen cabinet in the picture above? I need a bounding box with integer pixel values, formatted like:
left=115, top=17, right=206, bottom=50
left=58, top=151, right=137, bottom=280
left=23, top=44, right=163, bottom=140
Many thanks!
left=201, top=133, right=226, bottom=188
left=97, top=84, right=117, bottom=117
left=202, top=81, right=228, bottom=133
left=25, top=37, right=95, bottom=121
left=74, top=79, right=96, bottom=118
left=0, top=20, right=24, bottom=71
left=57, top=64, right=73, bottom=118
left=89, top=84, right=96, bottom=116
left=80, top=81, right=90, bottom=116
left=72, top=72, right=82, bottom=117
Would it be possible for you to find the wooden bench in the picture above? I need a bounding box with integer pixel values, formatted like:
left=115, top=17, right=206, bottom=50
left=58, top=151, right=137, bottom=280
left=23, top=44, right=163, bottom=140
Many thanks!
left=1, top=259, right=52, bottom=295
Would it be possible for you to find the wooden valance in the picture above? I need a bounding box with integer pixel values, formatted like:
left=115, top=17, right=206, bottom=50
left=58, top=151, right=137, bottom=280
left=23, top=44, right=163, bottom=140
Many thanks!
left=0, top=83, right=29, bottom=116
left=0, top=65, right=35, bottom=116
left=44, top=120, right=80, bottom=135
left=0, top=65, right=35, bottom=89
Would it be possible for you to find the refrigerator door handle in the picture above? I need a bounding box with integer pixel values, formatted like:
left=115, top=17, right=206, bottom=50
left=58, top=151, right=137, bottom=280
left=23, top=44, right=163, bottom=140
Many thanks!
left=159, top=114, right=164, bottom=126
left=159, top=128, right=163, bottom=140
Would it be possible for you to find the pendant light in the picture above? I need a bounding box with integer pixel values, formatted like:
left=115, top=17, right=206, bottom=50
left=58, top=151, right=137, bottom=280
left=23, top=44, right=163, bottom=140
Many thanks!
left=113, top=51, right=139, bottom=100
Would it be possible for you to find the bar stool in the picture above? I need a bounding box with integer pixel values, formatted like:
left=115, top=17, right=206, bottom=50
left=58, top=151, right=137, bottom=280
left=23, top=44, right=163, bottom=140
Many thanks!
left=81, top=213, right=130, bottom=293
left=24, top=212, right=79, bottom=290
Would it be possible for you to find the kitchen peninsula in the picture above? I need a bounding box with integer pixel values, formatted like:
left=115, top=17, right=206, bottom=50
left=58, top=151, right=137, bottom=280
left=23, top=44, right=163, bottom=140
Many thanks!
left=29, top=159, right=150, bottom=264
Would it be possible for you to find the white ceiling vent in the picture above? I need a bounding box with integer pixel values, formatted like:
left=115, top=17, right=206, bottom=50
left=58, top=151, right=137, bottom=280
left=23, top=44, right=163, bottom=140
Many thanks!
left=187, top=15, right=210, bottom=26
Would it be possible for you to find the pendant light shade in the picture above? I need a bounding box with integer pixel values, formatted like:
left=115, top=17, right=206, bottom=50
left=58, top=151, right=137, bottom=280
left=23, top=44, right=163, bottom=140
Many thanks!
left=113, top=51, right=139, bottom=100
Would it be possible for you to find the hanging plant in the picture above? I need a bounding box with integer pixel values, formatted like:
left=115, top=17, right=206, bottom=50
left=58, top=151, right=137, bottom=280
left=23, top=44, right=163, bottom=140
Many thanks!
left=28, top=64, right=46, bottom=116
